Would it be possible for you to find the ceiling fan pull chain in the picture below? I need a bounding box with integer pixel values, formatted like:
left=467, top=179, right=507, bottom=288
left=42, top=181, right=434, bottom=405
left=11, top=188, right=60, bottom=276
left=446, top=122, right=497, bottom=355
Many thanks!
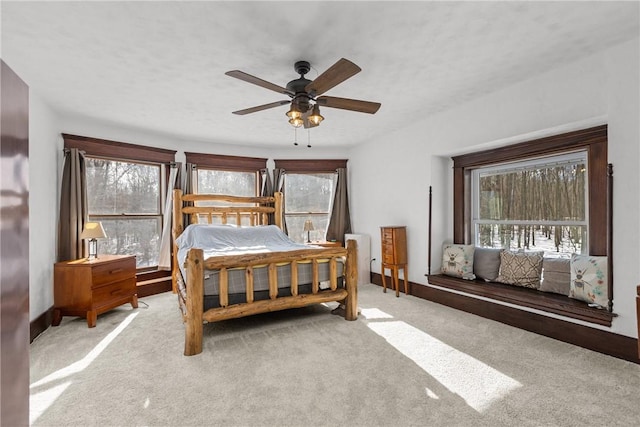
left=293, top=127, right=298, bottom=146
left=307, top=129, right=311, bottom=148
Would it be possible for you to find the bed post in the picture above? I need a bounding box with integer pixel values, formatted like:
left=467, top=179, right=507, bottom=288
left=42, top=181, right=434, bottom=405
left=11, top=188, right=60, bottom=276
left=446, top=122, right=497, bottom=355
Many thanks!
left=172, top=189, right=184, bottom=294
left=184, top=248, right=204, bottom=356
left=274, top=191, right=283, bottom=229
left=344, top=239, right=358, bottom=321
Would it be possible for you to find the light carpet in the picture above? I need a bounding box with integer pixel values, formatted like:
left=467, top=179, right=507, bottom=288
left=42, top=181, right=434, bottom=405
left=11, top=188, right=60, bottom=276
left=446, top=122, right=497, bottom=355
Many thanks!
left=30, top=283, right=640, bottom=426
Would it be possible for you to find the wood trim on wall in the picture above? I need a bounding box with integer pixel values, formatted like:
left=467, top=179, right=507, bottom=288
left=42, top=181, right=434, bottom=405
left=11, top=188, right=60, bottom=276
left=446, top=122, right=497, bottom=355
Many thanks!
left=62, top=133, right=177, bottom=164
left=451, top=125, right=608, bottom=256
left=274, top=159, right=348, bottom=172
left=371, top=273, right=639, bottom=364
left=185, top=152, right=267, bottom=171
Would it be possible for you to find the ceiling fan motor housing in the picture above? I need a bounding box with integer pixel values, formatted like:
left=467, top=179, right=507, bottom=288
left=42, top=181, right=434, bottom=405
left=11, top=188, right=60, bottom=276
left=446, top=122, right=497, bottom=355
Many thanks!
left=287, top=61, right=314, bottom=111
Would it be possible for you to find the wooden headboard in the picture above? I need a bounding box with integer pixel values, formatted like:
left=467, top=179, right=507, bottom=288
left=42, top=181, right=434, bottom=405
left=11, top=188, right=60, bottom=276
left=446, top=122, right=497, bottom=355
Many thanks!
left=171, top=189, right=283, bottom=292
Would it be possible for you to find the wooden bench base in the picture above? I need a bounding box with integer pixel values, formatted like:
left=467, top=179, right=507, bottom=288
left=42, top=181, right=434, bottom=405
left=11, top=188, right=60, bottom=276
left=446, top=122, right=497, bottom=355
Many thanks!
left=427, top=274, right=616, bottom=326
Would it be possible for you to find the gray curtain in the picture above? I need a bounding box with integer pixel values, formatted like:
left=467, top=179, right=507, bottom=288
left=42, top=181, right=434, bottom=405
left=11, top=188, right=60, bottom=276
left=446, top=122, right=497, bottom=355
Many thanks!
left=158, top=163, right=181, bottom=270
left=272, top=168, right=287, bottom=233
left=326, top=168, right=352, bottom=242
left=261, top=167, right=273, bottom=197
left=57, top=148, right=87, bottom=261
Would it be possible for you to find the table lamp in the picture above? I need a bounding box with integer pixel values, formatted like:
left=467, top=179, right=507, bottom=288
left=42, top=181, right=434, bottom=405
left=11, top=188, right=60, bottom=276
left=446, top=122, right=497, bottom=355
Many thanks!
left=303, top=219, right=314, bottom=243
left=80, top=221, right=107, bottom=260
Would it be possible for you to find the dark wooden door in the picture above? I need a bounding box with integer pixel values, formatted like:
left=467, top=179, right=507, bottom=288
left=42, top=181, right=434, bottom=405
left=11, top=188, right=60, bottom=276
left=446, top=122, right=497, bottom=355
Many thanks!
left=1, top=59, right=30, bottom=427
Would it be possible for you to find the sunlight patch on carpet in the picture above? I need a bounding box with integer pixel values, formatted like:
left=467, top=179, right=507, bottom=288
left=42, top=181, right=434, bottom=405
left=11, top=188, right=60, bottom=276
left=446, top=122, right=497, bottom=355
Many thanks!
left=29, top=312, right=139, bottom=425
left=367, top=319, right=522, bottom=412
left=360, top=307, right=394, bottom=320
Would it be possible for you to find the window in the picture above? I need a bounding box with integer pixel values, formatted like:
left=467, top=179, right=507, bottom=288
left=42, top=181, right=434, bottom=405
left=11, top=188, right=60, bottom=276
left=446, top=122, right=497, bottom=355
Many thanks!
left=284, top=172, right=337, bottom=243
left=275, top=159, right=347, bottom=244
left=86, top=157, right=163, bottom=267
left=196, top=169, right=256, bottom=198
left=63, top=134, right=176, bottom=270
left=471, top=151, right=588, bottom=258
left=452, top=125, right=609, bottom=257
left=185, top=152, right=267, bottom=225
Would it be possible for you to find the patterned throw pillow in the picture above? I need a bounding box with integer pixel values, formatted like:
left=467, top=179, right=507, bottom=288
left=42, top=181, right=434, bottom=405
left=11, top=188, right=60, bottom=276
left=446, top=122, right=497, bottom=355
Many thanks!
left=495, top=251, right=544, bottom=289
left=569, top=254, right=608, bottom=308
left=441, top=244, right=475, bottom=279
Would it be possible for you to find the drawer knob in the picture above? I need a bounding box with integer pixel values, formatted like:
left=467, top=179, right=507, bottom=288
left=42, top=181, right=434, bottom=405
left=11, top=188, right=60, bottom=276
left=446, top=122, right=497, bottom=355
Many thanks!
left=110, top=268, right=123, bottom=274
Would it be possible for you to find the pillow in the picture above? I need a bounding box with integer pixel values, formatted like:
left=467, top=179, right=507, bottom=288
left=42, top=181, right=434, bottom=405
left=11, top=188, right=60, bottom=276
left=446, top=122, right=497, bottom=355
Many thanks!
left=473, top=248, right=503, bottom=281
left=441, top=244, right=476, bottom=279
left=539, top=258, right=571, bottom=295
left=569, top=254, right=609, bottom=308
left=495, top=251, right=544, bottom=288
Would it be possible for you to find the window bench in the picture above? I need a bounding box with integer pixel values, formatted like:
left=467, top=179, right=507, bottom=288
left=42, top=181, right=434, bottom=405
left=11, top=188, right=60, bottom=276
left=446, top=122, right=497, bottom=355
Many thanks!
left=427, top=274, right=616, bottom=327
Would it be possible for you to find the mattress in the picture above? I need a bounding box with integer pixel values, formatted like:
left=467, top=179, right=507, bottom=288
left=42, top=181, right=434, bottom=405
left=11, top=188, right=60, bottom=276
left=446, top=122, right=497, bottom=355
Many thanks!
left=175, top=224, right=346, bottom=309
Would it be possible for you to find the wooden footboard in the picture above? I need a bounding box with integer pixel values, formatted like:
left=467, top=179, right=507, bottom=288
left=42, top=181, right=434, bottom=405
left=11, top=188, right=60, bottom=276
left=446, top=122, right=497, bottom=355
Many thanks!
left=182, top=240, right=358, bottom=356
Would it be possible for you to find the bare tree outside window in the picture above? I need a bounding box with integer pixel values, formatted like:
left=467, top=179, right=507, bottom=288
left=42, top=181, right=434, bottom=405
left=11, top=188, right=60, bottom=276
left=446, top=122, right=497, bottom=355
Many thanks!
left=195, top=169, right=257, bottom=224
left=86, top=157, right=162, bottom=267
left=472, top=152, right=588, bottom=258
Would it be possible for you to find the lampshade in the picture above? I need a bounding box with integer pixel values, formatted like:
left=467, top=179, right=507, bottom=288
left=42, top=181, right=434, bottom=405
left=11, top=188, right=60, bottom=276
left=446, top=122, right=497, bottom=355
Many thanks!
left=308, top=104, right=324, bottom=126
left=303, top=220, right=315, bottom=232
left=286, top=104, right=302, bottom=120
left=80, top=222, right=107, bottom=240
left=289, top=116, right=303, bottom=128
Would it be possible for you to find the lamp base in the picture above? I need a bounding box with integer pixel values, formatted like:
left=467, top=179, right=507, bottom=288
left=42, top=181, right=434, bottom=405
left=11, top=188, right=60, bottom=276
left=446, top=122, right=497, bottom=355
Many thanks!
left=87, top=238, right=98, bottom=260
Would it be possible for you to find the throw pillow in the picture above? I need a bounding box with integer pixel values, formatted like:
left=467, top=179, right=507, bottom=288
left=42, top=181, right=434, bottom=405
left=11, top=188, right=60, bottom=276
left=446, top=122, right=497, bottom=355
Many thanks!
left=473, top=247, right=503, bottom=281
left=539, top=258, right=571, bottom=295
left=495, top=251, right=544, bottom=289
left=569, top=254, right=609, bottom=308
left=441, top=244, right=476, bottom=279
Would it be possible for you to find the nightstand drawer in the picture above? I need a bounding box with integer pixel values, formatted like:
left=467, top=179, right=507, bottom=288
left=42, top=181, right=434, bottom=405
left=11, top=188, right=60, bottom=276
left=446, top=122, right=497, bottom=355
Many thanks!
left=92, top=278, right=135, bottom=307
left=91, top=257, right=136, bottom=287
left=382, top=252, right=395, bottom=264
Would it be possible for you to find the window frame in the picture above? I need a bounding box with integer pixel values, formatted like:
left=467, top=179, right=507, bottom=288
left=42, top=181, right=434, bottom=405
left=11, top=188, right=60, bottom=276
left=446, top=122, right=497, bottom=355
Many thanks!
left=451, top=125, right=609, bottom=257
left=185, top=152, right=266, bottom=196
left=469, top=150, right=589, bottom=256
left=62, top=134, right=176, bottom=275
left=274, top=159, right=347, bottom=243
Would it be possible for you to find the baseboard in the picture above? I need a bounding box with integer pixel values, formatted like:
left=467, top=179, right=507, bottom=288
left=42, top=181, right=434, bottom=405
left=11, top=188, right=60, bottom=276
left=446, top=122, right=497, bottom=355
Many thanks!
left=136, top=278, right=172, bottom=298
left=30, top=306, right=54, bottom=343
left=371, top=273, right=639, bottom=364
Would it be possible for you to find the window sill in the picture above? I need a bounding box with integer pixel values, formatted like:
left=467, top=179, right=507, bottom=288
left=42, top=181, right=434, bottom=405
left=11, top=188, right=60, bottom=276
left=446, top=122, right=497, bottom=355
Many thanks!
left=427, top=274, right=616, bottom=327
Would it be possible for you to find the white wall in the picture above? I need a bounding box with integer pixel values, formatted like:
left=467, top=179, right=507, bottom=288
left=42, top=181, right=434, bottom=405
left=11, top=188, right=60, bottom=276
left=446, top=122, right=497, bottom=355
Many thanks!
left=349, top=37, right=640, bottom=338
left=28, top=92, right=61, bottom=321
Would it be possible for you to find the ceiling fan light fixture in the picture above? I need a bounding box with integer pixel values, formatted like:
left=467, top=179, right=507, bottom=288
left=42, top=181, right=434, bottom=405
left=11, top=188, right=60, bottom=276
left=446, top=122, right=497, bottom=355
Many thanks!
left=286, top=104, right=302, bottom=120
left=308, top=104, right=324, bottom=126
left=289, top=117, right=303, bottom=128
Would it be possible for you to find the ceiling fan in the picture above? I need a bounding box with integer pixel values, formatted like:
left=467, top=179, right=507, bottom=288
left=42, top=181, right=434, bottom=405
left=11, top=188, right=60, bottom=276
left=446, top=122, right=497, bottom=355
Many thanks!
left=225, top=58, right=381, bottom=129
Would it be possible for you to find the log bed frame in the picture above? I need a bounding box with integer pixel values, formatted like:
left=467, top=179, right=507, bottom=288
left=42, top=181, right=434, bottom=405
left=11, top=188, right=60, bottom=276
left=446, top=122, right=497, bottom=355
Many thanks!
left=171, top=189, right=358, bottom=356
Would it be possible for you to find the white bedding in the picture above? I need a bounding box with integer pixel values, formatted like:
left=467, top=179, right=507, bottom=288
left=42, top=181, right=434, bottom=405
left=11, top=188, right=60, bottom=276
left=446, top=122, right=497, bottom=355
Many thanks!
left=176, top=224, right=313, bottom=277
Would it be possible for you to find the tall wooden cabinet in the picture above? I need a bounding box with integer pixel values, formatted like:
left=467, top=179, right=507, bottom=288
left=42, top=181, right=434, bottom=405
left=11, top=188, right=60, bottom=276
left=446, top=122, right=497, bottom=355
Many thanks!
left=380, top=226, right=408, bottom=297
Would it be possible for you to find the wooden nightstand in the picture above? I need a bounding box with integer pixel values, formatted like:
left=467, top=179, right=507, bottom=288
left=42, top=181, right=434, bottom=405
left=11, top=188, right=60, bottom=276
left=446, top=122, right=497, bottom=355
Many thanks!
left=53, top=255, right=138, bottom=328
left=380, top=226, right=408, bottom=297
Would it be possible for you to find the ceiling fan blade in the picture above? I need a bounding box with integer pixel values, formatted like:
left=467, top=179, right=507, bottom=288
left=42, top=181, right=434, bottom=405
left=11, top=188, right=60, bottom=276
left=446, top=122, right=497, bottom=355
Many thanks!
left=232, top=100, right=290, bottom=115
left=226, top=70, right=294, bottom=96
left=305, top=58, right=361, bottom=97
left=316, top=96, right=381, bottom=114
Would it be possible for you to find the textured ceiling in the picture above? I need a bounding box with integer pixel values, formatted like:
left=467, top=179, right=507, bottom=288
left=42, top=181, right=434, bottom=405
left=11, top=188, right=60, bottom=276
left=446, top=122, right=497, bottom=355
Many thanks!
left=1, top=1, right=638, bottom=148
